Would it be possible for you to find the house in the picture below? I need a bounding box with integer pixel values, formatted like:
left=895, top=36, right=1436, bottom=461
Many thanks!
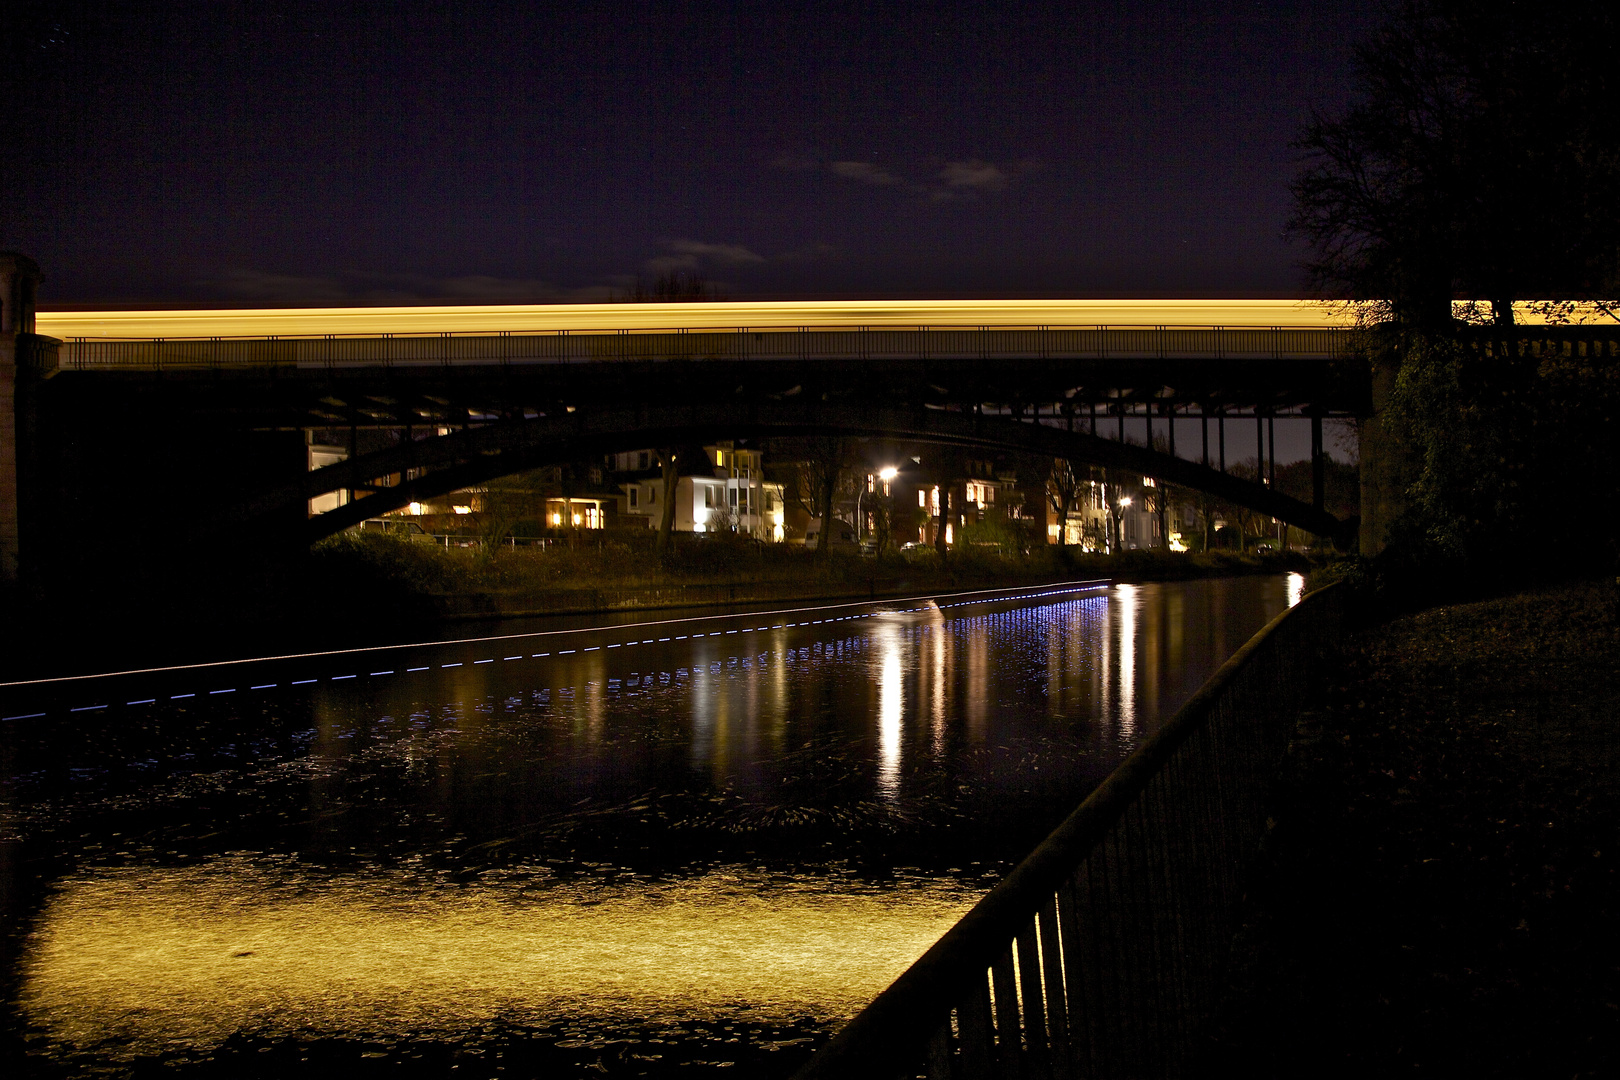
left=613, top=442, right=786, bottom=540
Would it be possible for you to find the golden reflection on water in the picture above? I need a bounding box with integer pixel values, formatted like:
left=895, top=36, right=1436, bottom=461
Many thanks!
left=17, top=862, right=975, bottom=1059
left=875, top=623, right=904, bottom=798
left=1114, top=585, right=1139, bottom=741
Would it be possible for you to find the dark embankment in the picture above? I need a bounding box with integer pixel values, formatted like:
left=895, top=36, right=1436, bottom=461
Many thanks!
left=1206, top=581, right=1620, bottom=1076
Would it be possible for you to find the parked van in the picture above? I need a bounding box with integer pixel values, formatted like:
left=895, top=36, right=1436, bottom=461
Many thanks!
left=803, top=518, right=857, bottom=552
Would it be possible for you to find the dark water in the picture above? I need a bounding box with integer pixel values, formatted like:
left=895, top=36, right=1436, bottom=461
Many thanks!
left=0, top=575, right=1301, bottom=1078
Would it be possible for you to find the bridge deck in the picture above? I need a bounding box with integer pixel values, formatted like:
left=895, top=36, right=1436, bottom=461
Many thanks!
left=53, top=326, right=1356, bottom=371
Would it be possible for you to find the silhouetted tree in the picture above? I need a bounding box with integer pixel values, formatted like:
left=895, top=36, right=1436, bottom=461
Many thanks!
left=624, top=269, right=726, bottom=303
left=1291, top=0, right=1620, bottom=327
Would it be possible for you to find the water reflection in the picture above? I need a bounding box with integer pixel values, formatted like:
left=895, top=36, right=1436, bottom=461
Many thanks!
left=1115, top=584, right=1139, bottom=742
left=875, top=623, right=903, bottom=798
left=2, top=577, right=1295, bottom=1076
left=19, top=861, right=973, bottom=1062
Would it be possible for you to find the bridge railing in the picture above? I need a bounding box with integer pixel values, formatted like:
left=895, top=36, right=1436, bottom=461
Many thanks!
left=55, top=325, right=1357, bottom=370
left=793, top=582, right=1344, bottom=1080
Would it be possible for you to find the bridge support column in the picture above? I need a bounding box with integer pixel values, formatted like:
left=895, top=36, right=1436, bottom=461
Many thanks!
left=0, top=254, right=47, bottom=586
left=1357, top=350, right=1411, bottom=556
left=1268, top=416, right=1276, bottom=486
left=1311, top=415, right=1324, bottom=511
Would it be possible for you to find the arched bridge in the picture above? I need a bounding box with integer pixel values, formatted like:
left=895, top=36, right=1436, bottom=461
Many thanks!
left=16, top=301, right=1373, bottom=562
left=247, top=400, right=1352, bottom=544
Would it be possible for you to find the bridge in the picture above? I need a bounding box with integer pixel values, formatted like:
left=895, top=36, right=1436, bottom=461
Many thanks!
left=21, top=299, right=1365, bottom=562
left=3, top=262, right=1606, bottom=586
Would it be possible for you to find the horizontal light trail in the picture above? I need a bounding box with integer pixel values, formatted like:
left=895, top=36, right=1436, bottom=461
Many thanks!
left=37, top=300, right=1351, bottom=340
left=7, top=584, right=1109, bottom=718
left=0, top=580, right=1108, bottom=694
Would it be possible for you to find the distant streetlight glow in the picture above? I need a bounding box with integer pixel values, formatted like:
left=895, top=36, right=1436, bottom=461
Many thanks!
left=878, top=466, right=898, bottom=481
left=1118, top=496, right=1132, bottom=508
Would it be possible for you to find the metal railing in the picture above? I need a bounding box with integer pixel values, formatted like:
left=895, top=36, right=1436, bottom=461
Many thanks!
left=56, top=326, right=1356, bottom=370
left=795, top=582, right=1344, bottom=1080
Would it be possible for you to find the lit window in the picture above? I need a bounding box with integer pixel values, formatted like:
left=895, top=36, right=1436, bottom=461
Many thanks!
left=918, top=490, right=926, bottom=507
left=453, top=505, right=472, bottom=515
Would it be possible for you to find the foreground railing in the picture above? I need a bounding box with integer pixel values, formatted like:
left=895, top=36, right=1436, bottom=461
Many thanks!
left=796, top=583, right=1344, bottom=1080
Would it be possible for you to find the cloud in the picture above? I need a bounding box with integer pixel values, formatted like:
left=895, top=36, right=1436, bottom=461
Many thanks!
left=829, top=161, right=906, bottom=188
left=666, top=240, right=765, bottom=265
left=820, top=157, right=1032, bottom=201
left=938, top=159, right=1011, bottom=192
left=642, top=239, right=766, bottom=278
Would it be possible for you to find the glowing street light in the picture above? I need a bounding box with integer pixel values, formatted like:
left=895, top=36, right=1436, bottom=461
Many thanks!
left=1119, top=496, right=1132, bottom=508
left=858, top=467, right=900, bottom=545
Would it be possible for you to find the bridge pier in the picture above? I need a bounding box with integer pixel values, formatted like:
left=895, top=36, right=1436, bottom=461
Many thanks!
left=1357, top=351, right=1410, bottom=556
left=0, top=253, right=49, bottom=585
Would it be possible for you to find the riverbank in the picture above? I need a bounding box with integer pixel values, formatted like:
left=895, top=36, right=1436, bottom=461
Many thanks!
left=0, top=536, right=1312, bottom=683
left=310, top=532, right=1315, bottom=621
left=1206, top=580, right=1620, bottom=1075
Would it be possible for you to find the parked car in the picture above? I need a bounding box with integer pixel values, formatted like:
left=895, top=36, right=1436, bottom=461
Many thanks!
left=360, top=518, right=438, bottom=543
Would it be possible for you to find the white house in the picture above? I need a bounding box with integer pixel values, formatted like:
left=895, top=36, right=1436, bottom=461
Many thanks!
left=618, top=443, right=786, bottom=540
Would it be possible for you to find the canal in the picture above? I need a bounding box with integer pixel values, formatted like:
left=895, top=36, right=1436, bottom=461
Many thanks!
left=0, top=574, right=1301, bottom=1078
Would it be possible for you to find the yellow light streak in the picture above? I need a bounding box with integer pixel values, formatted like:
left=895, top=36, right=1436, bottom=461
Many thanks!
left=16, top=862, right=975, bottom=1058
left=37, top=299, right=1353, bottom=340
left=34, top=300, right=1615, bottom=341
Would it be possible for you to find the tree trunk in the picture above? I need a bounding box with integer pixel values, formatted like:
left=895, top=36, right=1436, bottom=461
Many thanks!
left=654, top=450, right=679, bottom=559
left=813, top=462, right=837, bottom=561
left=935, top=484, right=951, bottom=557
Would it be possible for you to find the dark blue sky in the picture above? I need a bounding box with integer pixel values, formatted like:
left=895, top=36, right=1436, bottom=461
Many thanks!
left=3, top=1, right=1381, bottom=308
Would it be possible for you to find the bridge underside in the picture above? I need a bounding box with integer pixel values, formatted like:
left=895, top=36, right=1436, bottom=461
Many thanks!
left=249, top=401, right=1351, bottom=544
left=26, top=342, right=1372, bottom=561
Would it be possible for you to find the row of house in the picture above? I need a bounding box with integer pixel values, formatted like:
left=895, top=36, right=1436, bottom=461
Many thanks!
left=315, top=430, right=1232, bottom=551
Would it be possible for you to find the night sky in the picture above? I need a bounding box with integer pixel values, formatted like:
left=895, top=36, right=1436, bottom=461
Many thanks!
left=3, top=1, right=1381, bottom=309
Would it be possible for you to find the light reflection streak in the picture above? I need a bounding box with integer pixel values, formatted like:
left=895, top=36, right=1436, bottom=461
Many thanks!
left=17, top=863, right=973, bottom=1059
left=876, top=624, right=904, bottom=798
left=1114, top=584, right=1139, bottom=742
left=1287, top=572, right=1306, bottom=607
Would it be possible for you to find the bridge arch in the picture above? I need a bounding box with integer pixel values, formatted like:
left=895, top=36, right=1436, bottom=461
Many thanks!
left=241, top=401, right=1352, bottom=545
